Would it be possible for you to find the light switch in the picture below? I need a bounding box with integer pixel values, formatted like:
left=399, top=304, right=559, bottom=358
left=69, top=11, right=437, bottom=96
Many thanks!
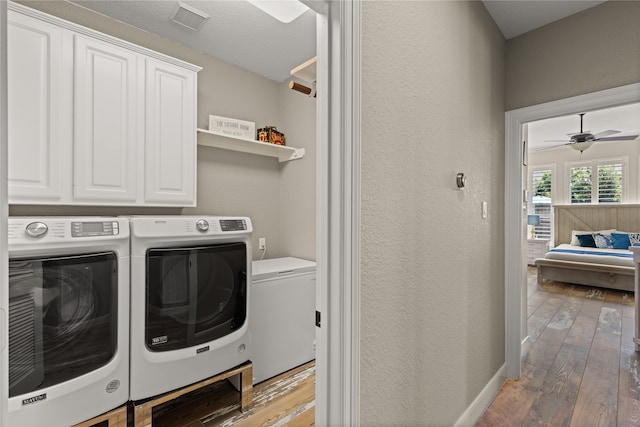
left=482, top=201, right=488, bottom=219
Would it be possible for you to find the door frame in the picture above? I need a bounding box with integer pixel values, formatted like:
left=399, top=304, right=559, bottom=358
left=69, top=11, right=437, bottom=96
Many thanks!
left=504, top=82, right=640, bottom=378
left=0, top=1, right=8, bottom=424
left=309, top=0, right=362, bottom=425
left=0, top=0, right=9, bottom=425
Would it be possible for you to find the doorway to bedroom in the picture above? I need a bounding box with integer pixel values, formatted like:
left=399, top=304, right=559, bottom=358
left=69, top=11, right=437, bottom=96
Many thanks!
left=504, top=83, right=640, bottom=379
left=492, top=85, right=640, bottom=423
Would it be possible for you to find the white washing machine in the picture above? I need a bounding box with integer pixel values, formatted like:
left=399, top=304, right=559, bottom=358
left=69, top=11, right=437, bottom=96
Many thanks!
left=7, top=217, right=130, bottom=427
left=250, top=257, right=316, bottom=384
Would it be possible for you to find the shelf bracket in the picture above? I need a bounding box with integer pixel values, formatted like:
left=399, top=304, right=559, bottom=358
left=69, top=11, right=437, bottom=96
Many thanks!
left=281, top=148, right=306, bottom=163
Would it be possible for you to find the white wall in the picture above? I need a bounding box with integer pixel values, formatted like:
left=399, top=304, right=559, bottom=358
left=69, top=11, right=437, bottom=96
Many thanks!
left=9, top=1, right=316, bottom=261
left=360, top=1, right=505, bottom=424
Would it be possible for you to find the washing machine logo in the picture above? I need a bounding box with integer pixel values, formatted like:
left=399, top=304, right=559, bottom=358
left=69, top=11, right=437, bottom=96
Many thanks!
left=106, top=380, right=120, bottom=393
left=152, top=335, right=168, bottom=345
left=22, top=393, right=47, bottom=406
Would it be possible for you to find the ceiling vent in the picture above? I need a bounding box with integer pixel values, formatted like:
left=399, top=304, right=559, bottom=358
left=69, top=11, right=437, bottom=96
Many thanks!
left=170, top=2, right=209, bottom=31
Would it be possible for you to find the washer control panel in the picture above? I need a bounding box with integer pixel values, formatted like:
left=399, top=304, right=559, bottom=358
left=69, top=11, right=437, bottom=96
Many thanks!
left=220, top=219, right=247, bottom=232
left=71, top=221, right=120, bottom=237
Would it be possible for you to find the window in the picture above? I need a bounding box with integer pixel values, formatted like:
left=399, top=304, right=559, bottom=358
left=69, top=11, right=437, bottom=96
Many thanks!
left=569, top=165, right=592, bottom=204
left=597, top=163, right=623, bottom=203
left=530, top=168, right=552, bottom=240
left=569, top=160, right=624, bottom=204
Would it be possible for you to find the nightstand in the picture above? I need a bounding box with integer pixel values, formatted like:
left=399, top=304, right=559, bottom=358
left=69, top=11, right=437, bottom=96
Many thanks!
left=527, top=239, right=549, bottom=265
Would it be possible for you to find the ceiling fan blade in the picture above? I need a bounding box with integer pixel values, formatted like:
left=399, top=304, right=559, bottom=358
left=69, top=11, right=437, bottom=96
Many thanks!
left=593, top=129, right=620, bottom=138
left=595, top=134, right=639, bottom=142
left=533, top=142, right=572, bottom=152
left=543, top=139, right=571, bottom=143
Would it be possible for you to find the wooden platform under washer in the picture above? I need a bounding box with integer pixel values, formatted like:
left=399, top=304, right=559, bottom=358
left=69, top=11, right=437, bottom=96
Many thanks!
left=132, top=361, right=253, bottom=427
left=71, top=405, right=127, bottom=427
left=155, top=360, right=315, bottom=426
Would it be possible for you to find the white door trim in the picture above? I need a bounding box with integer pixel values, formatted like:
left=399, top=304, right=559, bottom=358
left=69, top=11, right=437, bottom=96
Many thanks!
left=504, top=82, right=640, bottom=378
left=0, top=1, right=8, bottom=424
left=314, top=0, right=362, bottom=425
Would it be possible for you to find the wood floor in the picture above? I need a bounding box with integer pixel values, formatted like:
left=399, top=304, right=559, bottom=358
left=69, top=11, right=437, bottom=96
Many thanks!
left=143, top=266, right=640, bottom=427
left=151, top=361, right=315, bottom=427
left=476, top=267, right=640, bottom=427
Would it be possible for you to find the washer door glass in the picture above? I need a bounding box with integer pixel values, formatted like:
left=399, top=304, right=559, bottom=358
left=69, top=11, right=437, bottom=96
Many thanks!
left=8, top=252, right=117, bottom=397
left=145, top=242, right=247, bottom=352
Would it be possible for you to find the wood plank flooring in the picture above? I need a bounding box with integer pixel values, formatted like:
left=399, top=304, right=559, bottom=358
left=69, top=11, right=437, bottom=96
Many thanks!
left=151, top=361, right=315, bottom=427
left=476, top=267, right=640, bottom=426
left=140, top=266, right=640, bottom=426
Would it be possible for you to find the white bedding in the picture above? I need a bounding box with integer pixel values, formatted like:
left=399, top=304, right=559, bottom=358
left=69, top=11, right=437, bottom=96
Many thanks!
left=544, top=243, right=634, bottom=267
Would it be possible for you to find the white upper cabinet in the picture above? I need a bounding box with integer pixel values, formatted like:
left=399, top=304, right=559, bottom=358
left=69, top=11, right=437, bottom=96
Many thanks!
left=7, top=11, right=66, bottom=203
left=7, top=3, right=201, bottom=206
left=73, top=34, right=139, bottom=202
left=144, top=58, right=196, bottom=204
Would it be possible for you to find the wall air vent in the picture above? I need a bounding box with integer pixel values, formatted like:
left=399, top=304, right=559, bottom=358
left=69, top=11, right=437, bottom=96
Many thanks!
left=170, top=2, right=210, bottom=32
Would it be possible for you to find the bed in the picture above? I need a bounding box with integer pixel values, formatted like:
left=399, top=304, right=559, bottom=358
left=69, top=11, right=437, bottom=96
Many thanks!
left=535, top=204, right=640, bottom=292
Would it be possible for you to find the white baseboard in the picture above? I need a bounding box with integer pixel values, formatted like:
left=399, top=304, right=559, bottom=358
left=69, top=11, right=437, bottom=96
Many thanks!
left=452, top=364, right=506, bottom=427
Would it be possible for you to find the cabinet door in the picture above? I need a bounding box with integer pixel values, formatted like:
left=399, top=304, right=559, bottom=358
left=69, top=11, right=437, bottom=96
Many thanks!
left=7, top=11, right=66, bottom=203
left=73, top=34, right=139, bottom=203
left=144, top=58, right=196, bottom=205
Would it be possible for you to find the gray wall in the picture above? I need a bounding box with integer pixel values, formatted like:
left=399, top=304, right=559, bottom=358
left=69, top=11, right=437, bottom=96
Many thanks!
left=9, top=1, right=316, bottom=261
left=506, top=0, right=640, bottom=110
left=360, top=1, right=505, bottom=424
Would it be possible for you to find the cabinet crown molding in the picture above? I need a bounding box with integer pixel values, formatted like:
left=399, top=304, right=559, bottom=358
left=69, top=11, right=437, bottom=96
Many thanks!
left=8, top=1, right=202, bottom=73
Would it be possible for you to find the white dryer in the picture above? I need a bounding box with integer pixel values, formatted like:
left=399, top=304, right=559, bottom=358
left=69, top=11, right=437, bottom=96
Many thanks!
left=127, top=215, right=252, bottom=400
left=250, top=257, right=316, bottom=384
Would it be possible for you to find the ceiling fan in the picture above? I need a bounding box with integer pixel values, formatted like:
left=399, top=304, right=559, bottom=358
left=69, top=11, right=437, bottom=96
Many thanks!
left=542, top=113, right=639, bottom=153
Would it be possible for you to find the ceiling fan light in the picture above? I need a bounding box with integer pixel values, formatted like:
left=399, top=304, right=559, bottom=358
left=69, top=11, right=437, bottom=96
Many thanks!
left=247, top=0, right=310, bottom=23
left=571, top=141, right=594, bottom=152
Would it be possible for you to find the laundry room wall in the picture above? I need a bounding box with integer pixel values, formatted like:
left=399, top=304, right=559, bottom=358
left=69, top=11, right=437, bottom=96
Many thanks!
left=277, top=80, right=316, bottom=261
left=9, top=0, right=316, bottom=262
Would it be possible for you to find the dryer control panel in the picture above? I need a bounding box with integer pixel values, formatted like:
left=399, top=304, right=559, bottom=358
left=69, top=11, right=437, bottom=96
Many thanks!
left=71, top=221, right=120, bottom=237
left=220, top=219, right=248, bottom=232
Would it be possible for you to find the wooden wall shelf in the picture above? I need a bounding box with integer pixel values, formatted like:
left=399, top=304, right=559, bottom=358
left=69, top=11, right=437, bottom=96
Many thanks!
left=291, top=57, right=316, bottom=83
left=197, top=129, right=305, bottom=163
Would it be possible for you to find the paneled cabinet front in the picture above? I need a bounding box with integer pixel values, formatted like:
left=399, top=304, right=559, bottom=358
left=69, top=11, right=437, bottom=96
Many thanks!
left=7, top=5, right=200, bottom=206
left=7, top=10, right=66, bottom=203
left=144, top=58, right=196, bottom=204
left=73, top=34, right=139, bottom=203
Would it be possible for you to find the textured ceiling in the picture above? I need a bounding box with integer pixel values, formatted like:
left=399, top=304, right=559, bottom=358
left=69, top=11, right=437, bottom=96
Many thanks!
left=528, top=103, right=640, bottom=152
left=70, top=1, right=609, bottom=83
left=71, top=0, right=317, bottom=83
left=482, top=0, right=607, bottom=39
